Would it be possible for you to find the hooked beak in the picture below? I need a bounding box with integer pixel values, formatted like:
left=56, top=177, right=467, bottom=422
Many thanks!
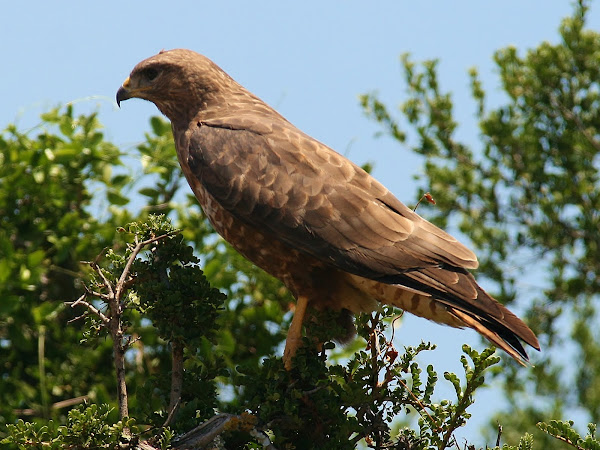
left=116, top=76, right=132, bottom=107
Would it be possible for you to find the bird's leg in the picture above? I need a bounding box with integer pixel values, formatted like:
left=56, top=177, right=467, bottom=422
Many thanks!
left=283, top=295, right=309, bottom=370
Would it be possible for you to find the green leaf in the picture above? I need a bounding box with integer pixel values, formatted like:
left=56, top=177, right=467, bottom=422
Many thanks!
left=106, top=189, right=129, bottom=205
left=138, top=187, right=160, bottom=198
left=111, top=174, right=131, bottom=187
left=27, top=249, right=46, bottom=268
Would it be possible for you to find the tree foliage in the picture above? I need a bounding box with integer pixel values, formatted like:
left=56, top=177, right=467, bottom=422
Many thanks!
left=361, top=0, right=600, bottom=447
left=1, top=2, right=599, bottom=448
left=1, top=105, right=506, bottom=449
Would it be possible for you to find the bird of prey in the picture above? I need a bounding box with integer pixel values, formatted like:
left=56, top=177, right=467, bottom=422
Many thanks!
left=117, top=49, right=539, bottom=369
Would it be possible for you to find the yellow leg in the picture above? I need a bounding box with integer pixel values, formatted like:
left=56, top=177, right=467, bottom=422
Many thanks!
left=283, top=295, right=309, bottom=370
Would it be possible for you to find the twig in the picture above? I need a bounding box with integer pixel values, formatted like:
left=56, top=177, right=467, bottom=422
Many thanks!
left=162, top=399, right=180, bottom=431
left=114, top=231, right=177, bottom=300
left=67, top=312, right=89, bottom=324
left=48, top=264, right=83, bottom=278
left=368, top=312, right=383, bottom=449
left=383, top=310, right=441, bottom=433
left=389, top=312, right=404, bottom=343
left=67, top=294, right=110, bottom=324
left=539, top=433, right=580, bottom=449
left=14, top=395, right=89, bottom=416
left=91, top=262, right=115, bottom=302
left=302, top=385, right=325, bottom=396
left=413, top=192, right=437, bottom=212
left=439, top=368, right=480, bottom=450
left=394, top=378, right=440, bottom=431
left=51, top=395, right=89, bottom=410
left=495, top=423, right=502, bottom=447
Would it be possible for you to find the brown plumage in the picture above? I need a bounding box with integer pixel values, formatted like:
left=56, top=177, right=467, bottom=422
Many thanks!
left=116, top=49, right=540, bottom=368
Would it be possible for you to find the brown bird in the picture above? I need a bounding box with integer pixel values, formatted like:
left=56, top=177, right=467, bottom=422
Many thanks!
left=117, top=49, right=539, bottom=368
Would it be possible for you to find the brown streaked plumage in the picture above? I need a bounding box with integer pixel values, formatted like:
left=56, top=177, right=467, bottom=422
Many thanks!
left=117, top=49, right=540, bottom=368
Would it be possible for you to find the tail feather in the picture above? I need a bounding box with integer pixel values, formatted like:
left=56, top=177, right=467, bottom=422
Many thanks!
left=449, top=309, right=532, bottom=364
left=345, top=273, right=540, bottom=364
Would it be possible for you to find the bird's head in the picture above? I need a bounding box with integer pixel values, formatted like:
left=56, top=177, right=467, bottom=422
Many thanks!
left=116, top=49, right=237, bottom=124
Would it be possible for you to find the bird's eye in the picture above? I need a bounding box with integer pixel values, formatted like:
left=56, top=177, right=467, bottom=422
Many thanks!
left=142, top=68, right=159, bottom=81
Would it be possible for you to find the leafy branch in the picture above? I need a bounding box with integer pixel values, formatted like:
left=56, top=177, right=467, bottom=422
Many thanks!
left=69, top=228, right=178, bottom=420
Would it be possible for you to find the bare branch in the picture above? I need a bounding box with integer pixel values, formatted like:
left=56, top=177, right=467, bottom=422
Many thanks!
left=67, top=312, right=89, bottom=324
left=14, top=395, right=89, bottom=416
left=51, top=395, right=89, bottom=410
left=172, top=413, right=234, bottom=448
left=66, top=294, right=110, bottom=324
left=169, top=412, right=277, bottom=450
left=164, top=341, right=184, bottom=428
left=91, top=262, right=115, bottom=301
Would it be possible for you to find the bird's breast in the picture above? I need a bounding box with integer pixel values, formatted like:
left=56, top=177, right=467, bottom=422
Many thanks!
left=180, top=157, right=301, bottom=281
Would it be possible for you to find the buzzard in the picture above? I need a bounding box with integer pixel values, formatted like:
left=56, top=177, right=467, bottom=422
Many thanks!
left=117, top=49, right=539, bottom=368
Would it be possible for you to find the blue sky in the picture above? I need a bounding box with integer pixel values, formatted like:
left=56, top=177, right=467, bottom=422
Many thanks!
left=4, top=1, right=599, bottom=445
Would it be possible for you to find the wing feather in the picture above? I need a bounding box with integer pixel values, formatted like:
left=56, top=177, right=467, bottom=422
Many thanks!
left=188, top=115, right=477, bottom=282
left=186, top=113, right=539, bottom=356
